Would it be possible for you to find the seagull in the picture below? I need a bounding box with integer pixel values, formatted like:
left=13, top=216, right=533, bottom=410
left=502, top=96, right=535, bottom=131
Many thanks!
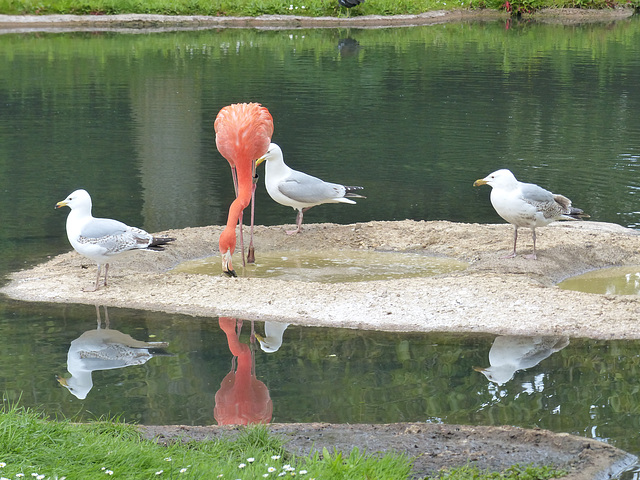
left=256, top=143, right=365, bottom=234
left=55, top=189, right=175, bottom=291
left=473, top=169, right=588, bottom=259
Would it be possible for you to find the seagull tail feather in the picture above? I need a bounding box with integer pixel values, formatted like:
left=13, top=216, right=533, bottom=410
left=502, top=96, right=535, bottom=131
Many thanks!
left=147, top=236, right=176, bottom=251
left=561, top=207, right=590, bottom=221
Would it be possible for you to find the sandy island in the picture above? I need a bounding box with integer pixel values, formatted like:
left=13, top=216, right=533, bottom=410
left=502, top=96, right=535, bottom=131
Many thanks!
left=3, top=220, right=640, bottom=339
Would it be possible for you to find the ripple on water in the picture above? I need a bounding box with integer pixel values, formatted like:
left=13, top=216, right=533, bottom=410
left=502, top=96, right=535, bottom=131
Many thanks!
left=172, top=250, right=468, bottom=283
left=558, top=266, right=640, bottom=295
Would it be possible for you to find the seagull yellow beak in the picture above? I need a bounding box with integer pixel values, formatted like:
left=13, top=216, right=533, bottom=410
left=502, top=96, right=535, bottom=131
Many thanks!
left=254, top=333, right=265, bottom=342
left=56, top=375, right=68, bottom=386
left=55, top=200, right=68, bottom=209
left=472, top=366, right=486, bottom=372
left=255, top=156, right=266, bottom=167
left=473, top=178, right=488, bottom=187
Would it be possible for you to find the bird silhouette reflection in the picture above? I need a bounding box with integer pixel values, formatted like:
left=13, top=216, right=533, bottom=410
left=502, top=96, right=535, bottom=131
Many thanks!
left=56, top=305, right=169, bottom=399
left=255, top=321, right=290, bottom=353
left=474, top=335, right=569, bottom=385
left=214, top=317, right=273, bottom=425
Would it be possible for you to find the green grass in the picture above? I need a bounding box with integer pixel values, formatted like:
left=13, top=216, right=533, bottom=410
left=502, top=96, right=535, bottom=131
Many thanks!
left=0, top=0, right=637, bottom=17
left=0, top=402, right=569, bottom=480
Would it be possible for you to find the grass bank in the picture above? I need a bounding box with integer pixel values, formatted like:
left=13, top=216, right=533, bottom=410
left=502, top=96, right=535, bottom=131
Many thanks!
left=0, top=0, right=638, bottom=18
left=0, top=403, right=567, bottom=480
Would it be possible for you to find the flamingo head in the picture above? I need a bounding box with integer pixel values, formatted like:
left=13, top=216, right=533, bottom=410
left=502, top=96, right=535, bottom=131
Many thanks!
left=219, top=226, right=238, bottom=277
left=221, top=250, right=237, bottom=277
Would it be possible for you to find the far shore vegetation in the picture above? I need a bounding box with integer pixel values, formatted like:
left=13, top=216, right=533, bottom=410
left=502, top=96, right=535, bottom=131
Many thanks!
left=0, top=0, right=638, bottom=18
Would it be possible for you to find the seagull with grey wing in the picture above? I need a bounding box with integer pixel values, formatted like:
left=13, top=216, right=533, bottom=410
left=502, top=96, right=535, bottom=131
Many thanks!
left=473, top=169, right=588, bottom=259
left=256, top=143, right=365, bottom=235
left=56, top=189, right=175, bottom=291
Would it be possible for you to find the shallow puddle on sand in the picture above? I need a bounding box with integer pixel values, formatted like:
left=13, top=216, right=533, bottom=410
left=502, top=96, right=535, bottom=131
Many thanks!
left=558, top=266, right=640, bottom=295
left=172, top=250, right=468, bottom=283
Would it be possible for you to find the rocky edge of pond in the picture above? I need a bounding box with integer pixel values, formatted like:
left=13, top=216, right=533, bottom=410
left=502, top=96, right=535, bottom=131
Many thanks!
left=0, top=7, right=636, bottom=32
left=3, top=220, right=640, bottom=477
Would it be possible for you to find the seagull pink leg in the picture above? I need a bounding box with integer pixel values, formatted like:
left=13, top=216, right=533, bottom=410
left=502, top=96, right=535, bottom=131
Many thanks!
left=286, top=209, right=306, bottom=235
left=502, top=226, right=518, bottom=259
left=524, top=229, right=538, bottom=260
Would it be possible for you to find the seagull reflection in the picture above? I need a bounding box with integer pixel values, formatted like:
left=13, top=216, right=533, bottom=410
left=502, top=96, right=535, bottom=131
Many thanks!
left=474, top=336, right=569, bottom=385
left=56, top=306, right=169, bottom=400
left=214, top=317, right=273, bottom=425
left=255, top=321, right=290, bottom=353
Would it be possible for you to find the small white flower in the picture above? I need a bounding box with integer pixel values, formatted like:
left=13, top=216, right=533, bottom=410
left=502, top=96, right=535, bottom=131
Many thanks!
left=164, top=457, right=172, bottom=462
left=155, top=471, right=163, bottom=475
left=1, top=477, right=9, bottom=480
left=238, top=463, right=246, bottom=469
left=271, top=455, right=281, bottom=460
left=268, top=467, right=276, bottom=473
left=0, top=463, right=5, bottom=468
left=263, top=475, right=269, bottom=478
left=247, top=458, right=255, bottom=463
left=289, top=4, right=294, bottom=9
left=180, top=468, right=188, bottom=473
left=16, top=475, right=25, bottom=478
left=299, top=471, right=307, bottom=475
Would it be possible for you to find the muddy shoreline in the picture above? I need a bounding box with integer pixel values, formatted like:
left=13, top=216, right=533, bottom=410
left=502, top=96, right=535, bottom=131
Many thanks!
left=0, top=7, right=635, bottom=33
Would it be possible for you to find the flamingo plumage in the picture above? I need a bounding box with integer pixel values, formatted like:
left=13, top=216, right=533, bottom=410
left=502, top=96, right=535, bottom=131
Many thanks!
left=215, top=103, right=273, bottom=277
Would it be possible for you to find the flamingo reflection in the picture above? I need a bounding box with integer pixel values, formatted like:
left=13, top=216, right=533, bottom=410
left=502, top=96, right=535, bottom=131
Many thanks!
left=56, top=306, right=169, bottom=400
left=214, top=317, right=273, bottom=425
left=474, top=336, right=569, bottom=385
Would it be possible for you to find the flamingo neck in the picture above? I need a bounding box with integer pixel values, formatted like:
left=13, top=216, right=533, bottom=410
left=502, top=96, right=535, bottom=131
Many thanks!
left=219, top=166, right=255, bottom=256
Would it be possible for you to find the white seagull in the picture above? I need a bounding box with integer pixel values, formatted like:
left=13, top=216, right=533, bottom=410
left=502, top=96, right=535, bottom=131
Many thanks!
left=473, top=169, right=588, bottom=259
left=256, top=143, right=365, bottom=234
left=56, top=189, right=175, bottom=291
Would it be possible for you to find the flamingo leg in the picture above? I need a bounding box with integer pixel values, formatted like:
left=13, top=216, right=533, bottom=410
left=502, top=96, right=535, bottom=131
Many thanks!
left=247, top=170, right=258, bottom=264
left=231, top=165, right=247, bottom=268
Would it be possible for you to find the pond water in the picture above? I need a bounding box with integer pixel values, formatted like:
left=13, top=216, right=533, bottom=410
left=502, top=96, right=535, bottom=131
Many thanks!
left=4, top=303, right=640, bottom=459
left=559, top=266, right=640, bottom=295
left=172, top=250, right=468, bottom=282
left=1, top=13, right=640, bottom=475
